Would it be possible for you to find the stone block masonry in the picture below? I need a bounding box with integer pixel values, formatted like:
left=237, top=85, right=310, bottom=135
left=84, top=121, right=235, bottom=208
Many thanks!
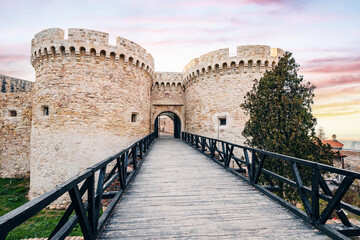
left=0, top=75, right=33, bottom=178
left=183, top=45, right=284, bottom=145
left=1, top=27, right=284, bottom=207
left=29, top=28, right=154, bottom=207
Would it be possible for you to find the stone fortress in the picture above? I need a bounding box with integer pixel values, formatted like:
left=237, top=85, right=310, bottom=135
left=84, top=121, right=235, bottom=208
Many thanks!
left=0, top=28, right=284, bottom=202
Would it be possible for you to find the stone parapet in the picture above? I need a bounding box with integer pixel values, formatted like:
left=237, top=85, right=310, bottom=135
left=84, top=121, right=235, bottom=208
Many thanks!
left=31, top=28, right=154, bottom=75
left=183, top=45, right=284, bottom=87
left=1, top=75, right=33, bottom=93
left=0, top=75, right=33, bottom=178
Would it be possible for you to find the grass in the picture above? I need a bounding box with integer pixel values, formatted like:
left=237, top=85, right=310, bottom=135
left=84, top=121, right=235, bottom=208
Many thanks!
left=0, top=178, right=29, bottom=216
left=0, top=178, right=82, bottom=239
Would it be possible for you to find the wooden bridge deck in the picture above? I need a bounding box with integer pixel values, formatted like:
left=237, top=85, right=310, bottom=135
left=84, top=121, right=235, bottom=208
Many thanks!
left=99, top=138, right=328, bottom=239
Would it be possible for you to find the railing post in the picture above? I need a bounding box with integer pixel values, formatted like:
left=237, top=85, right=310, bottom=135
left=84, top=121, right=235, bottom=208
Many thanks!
left=201, top=137, right=205, bottom=152
left=311, top=164, right=319, bottom=224
left=0, top=231, right=7, bottom=240
left=94, top=166, right=106, bottom=230
left=139, top=141, right=143, bottom=159
left=210, top=140, right=215, bottom=158
left=250, top=150, right=257, bottom=183
left=68, top=186, right=93, bottom=239
left=117, top=155, right=125, bottom=189
left=144, top=138, right=147, bottom=153
left=133, top=145, right=137, bottom=169
left=221, top=142, right=226, bottom=163
left=243, top=149, right=251, bottom=181
left=88, top=170, right=96, bottom=236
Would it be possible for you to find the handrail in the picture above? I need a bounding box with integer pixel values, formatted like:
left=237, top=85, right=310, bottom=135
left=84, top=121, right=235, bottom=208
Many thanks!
left=182, top=132, right=360, bottom=240
left=0, top=132, right=156, bottom=240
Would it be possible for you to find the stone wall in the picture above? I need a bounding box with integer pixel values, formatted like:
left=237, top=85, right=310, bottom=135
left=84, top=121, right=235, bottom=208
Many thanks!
left=342, top=150, right=360, bottom=172
left=159, top=115, right=174, bottom=134
left=0, top=75, right=33, bottom=178
left=1, top=28, right=291, bottom=207
left=29, top=28, right=154, bottom=206
left=184, top=45, right=284, bottom=145
left=151, top=72, right=185, bottom=132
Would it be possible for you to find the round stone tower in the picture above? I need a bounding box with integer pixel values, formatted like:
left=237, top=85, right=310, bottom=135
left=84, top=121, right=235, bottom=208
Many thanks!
left=183, top=45, right=284, bottom=145
left=29, top=28, right=154, bottom=204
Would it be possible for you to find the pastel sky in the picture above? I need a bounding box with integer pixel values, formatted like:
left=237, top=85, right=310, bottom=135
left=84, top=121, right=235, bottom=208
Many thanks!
left=1, top=0, right=359, bottom=140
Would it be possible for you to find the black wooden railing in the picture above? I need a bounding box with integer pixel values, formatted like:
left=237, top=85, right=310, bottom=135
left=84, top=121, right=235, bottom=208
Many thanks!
left=182, top=132, right=360, bottom=240
left=0, top=132, right=155, bottom=240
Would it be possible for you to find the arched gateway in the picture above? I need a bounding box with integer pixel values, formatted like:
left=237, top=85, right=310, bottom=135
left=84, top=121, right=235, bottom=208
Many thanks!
left=154, top=111, right=181, bottom=138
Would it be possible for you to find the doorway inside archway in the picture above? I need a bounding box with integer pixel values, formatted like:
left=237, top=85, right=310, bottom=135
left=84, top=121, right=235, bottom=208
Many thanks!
left=154, top=112, right=181, bottom=138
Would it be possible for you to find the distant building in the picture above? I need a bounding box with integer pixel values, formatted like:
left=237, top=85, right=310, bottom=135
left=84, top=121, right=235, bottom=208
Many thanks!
left=322, top=140, right=344, bottom=150
left=322, top=135, right=360, bottom=173
left=322, top=135, right=346, bottom=169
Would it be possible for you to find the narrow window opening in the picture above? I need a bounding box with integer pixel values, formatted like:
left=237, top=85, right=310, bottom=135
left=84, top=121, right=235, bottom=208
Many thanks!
left=222, top=62, right=228, bottom=73
left=231, top=62, right=236, bottom=72
left=70, top=46, right=76, bottom=59
left=100, top=50, right=106, bottom=62
left=219, top=117, right=226, bottom=126
left=272, top=61, right=276, bottom=69
left=215, top=64, right=220, bottom=73
left=80, top=47, right=86, bottom=61
left=265, top=60, right=269, bottom=70
left=42, top=106, right=49, bottom=116
left=90, top=48, right=96, bottom=62
left=50, top=46, right=56, bottom=59
left=110, top=52, right=116, bottom=64
left=38, top=49, right=43, bottom=61
left=120, top=54, right=125, bottom=63
left=257, top=60, right=261, bottom=71
left=44, top=47, right=49, bottom=61
left=9, top=110, right=17, bottom=117
left=60, top=46, right=66, bottom=58
left=248, top=60, right=253, bottom=70
left=131, top=113, right=138, bottom=122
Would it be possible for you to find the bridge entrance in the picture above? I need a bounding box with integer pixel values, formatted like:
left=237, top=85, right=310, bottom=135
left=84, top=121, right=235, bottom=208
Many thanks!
left=154, top=112, right=181, bottom=138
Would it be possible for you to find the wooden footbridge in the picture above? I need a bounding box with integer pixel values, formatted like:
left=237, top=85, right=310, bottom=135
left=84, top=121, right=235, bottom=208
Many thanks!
left=1, top=133, right=360, bottom=239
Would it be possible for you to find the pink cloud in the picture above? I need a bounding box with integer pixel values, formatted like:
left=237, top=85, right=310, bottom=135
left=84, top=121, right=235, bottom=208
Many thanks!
left=173, top=0, right=299, bottom=7
left=301, top=56, right=360, bottom=74
left=0, top=55, right=28, bottom=63
left=303, top=62, right=360, bottom=74
left=247, top=0, right=292, bottom=4
left=305, top=56, right=360, bottom=64
left=315, top=75, right=360, bottom=89
left=315, top=85, right=360, bottom=98
left=146, top=37, right=231, bottom=46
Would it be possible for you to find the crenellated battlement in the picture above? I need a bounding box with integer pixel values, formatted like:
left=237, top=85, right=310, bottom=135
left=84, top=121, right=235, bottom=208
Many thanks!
left=31, top=28, right=154, bottom=74
left=183, top=45, right=284, bottom=86
left=68, top=28, right=109, bottom=45
left=152, top=72, right=184, bottom=91
left=1, top=75, right=33, bottom=93
left=2, top=27, right=291, bottom=203
left=153, top=72, right=183, bottom=85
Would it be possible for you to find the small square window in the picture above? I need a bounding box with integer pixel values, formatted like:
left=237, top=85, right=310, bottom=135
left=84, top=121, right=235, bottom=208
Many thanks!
left=9, top=110, right=17, bottom=117
left=131, top=113, right=138, bottom=122
left=219, top=118, right=226, bottom=126
left=42, top=106, right=49, bottom=116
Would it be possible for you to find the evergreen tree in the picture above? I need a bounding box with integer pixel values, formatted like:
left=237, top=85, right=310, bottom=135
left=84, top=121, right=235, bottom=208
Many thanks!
left=317, top=127, right=326, bottom=140
left=241, top=52, right=336, bottom=203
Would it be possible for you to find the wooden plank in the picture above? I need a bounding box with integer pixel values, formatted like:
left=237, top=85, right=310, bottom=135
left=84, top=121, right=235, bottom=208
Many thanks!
left=99, top=138, right=328, bottom=239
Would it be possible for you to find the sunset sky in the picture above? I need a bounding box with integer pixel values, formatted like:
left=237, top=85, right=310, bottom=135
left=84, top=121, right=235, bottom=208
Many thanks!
left=0, top=0, right=359, bottom=140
